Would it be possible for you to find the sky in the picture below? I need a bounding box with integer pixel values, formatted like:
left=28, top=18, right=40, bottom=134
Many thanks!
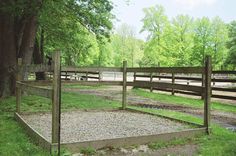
left=111, top=0, right=236, bottom=40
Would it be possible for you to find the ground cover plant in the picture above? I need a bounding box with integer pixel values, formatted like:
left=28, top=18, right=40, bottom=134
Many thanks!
left=0, top=87, right=235, bottom=155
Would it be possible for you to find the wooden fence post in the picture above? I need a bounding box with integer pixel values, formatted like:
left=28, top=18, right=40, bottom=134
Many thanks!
left=122, top=61, right=127, bottom=110
left=204, top=56, right=212, bottom=134
left=158, top=62, right=161, bottom=81
left=213, top=74, right=215, bottom=86
left=187, top=74, right=190, bottom=85
left=86, top=71, right=88, bottom=81
left=133, top=72, right=136, bottom=82
left=133, top=72, right=136, bottom=89
left=172, top=73, right=175, bottom=95
left=65, top=71, right=68, bottom=80
left=16, top=58, right=22, bottom=113
left=52, top=51, right=61, bottom=149
left=201, top=72, right=205, bottom=100
left=150, top=72, right=153, bottom=92
left=99, top=70, right=102, bottom=81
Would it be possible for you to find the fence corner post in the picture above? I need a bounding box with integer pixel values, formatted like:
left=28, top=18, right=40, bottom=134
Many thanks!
left=204, top=55, right=212, bottom=134
left=16, top=58, right=22, bottom=113
left=122, top=61, right=127, bottom=110
left=51, top=51, right=61, bottom=154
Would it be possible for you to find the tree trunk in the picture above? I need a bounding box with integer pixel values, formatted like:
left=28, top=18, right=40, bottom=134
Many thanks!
left=18, top=15, right=38, bottom=80
left=0, top=0, right=42, bottom=97
left=0, top=13, right=17, bottom=97
left=33, top=35, right=45, bottom=80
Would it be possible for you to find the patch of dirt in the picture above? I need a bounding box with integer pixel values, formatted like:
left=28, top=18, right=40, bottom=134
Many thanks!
left=73, top=144, right=199, bottom=156
left=63, top=86, right=236, bottom=130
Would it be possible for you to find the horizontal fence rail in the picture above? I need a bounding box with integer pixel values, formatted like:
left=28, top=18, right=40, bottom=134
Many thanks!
left=16, top=81, right=52, bottom=98
left=212, top=71, right=236, bottom=74
left=127, top=67, right=204, bottom=74
left=19, top=63, right=235, bottom=101
left=62, top=67, right=123, bottom=72
left=22, top=64, right=53, bottom=72
left=127, top=81, right=204, bottom=93
left=62, top=80, right=123, bottom=86
left=133, top=69, right=235, bottom=101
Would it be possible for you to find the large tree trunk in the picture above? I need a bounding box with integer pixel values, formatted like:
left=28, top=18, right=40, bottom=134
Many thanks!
left=0, top=1, right=41, bottom=97
left=18, top=15, right=38, bottom=80
left=0, top=13, right=17, bottom=97
left=33, top=32, right=45, bottom=80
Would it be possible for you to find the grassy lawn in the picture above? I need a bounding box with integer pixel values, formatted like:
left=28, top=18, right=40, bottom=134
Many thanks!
left=132, top=88, right=236, bottom=114
left=129, top=106, right=236, bottom=156
left=0, top=90, right=236, bottom=155
left=0, top=92, right=120, bottom=156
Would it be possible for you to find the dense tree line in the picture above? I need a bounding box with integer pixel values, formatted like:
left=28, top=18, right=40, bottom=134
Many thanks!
left=140, top=5, right=235, bottom=70
left=0, top=2, right=236, bottom=97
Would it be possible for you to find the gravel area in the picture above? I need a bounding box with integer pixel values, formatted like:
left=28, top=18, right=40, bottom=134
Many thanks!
left=21, top=110, right=191, bottom=143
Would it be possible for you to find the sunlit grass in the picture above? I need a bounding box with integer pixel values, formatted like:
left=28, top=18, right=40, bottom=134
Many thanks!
left=132, top=88, right=236, bottom=114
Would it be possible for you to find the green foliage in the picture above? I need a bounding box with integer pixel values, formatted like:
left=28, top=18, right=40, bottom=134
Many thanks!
left=191, top=17, right=212, bottom=66
left=211, top=17, right=228, bottom=69
left=111, top=24, right=144, bottom=67
left=171, top=15, right=194, bottom=66
left=38, top=0, right=114, bottom=66
left=140, top=5, right=230, bottom=69
left=141, top=5, right=171, bottom=66
left=226, top=21, right=236, bottom=69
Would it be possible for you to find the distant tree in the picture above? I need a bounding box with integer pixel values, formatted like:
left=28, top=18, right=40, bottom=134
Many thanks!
left=140, top=5, right=171, bottom=66
left=211, top=17, right=228, bottom=70
left=225, top=21, right=236, bottom=69
left=171, top=15, right=194, bottom=66
left=96, top=37, right=114, bottom=67
left=191, top=17, right=213, bottom=66
left=112, top=24, right=144, bottom=67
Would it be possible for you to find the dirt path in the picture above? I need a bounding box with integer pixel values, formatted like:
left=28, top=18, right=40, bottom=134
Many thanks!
left=93, top=144, right=199, bottom=156
left=64, top=86, right=236, bottom=131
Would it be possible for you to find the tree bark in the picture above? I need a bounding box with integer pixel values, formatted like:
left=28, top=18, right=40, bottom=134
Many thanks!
left=0, top=0, right=41, bottom=97
left=0, top=12, right=17, bottom=97
left=19, top=15, right=38, bottom=65
left=18, top=15, right=38, bottom=80
left=33, top=35, right=45, bottom=80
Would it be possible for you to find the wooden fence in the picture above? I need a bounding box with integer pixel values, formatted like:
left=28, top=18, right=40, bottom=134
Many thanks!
left=133, top=70, right=236, bottom=101
left=15, top=53, right=216, bottom=153
left=59, top=65, right=235, bottom=101
left=16, top=52, right=61, bottom=153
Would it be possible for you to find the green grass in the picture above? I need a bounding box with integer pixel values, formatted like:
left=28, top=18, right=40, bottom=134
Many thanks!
left=1, top=90, right=236, bottom=156
left=0, top=114, right=50, bottom=156
left=148, top=137, right=195, bottom=150
left=129, top=106, right=236, bottom=156
left=61, top=92, right=120, bottom=110
left=80, top=147, right=96, bottom=155
left=128, top=106, right=203, bottom=125
left=0, top=92, right=121, bottom=156
left=132, top=88, right=236, bottom=114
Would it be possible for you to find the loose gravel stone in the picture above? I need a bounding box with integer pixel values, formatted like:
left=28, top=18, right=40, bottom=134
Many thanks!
left=21, top=110, right=191, bottom=143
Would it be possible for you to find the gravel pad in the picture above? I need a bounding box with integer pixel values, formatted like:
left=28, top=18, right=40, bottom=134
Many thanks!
left=21, top=110, right=191, bottom=143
